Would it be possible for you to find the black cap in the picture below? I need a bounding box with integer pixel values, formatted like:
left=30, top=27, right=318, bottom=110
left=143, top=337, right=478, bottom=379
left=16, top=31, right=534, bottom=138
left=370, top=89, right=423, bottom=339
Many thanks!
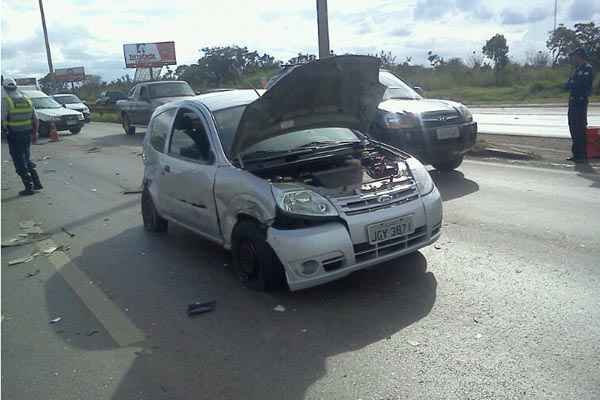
left=569, top=47, right=587, bottom=58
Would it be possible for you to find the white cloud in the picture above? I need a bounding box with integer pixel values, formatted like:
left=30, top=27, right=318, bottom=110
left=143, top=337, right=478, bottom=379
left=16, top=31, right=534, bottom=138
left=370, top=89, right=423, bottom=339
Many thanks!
left=0, top=0, right=595, bottom=81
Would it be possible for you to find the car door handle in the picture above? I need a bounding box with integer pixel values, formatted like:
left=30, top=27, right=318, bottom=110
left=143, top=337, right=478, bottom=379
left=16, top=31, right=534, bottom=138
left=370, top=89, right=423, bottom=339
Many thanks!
left=163, top=165, right=171, bottom=173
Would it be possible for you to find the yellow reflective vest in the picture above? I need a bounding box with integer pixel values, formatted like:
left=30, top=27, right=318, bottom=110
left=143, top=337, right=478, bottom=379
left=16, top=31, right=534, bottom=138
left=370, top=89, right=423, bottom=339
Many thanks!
left=3, top=94, right=34, bottom=133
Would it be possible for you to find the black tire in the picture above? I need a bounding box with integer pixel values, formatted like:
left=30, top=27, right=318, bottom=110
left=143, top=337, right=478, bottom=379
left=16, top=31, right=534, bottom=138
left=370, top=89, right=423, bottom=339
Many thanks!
left=122, top=113, right=136, bottom=136
left=433, top=156, right=464, bottom=172
left=38, top=122, right=50, bottom=138
left=232, top=220, right=286, bottom=291
left=141, top=187, right=168, bottom=233
left=70, top=127, right=81, bottom=135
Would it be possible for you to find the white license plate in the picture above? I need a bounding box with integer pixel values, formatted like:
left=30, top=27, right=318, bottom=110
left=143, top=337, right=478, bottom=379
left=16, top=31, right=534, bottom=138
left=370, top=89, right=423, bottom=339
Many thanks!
left=436, top=126, right=460, bottom=140
left=367, top=216, right=414, bottom=244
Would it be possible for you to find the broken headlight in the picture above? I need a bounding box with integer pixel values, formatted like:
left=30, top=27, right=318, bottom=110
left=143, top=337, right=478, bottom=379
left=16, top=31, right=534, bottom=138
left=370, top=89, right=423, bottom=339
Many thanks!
left=273, top=189, right=338, bottom=217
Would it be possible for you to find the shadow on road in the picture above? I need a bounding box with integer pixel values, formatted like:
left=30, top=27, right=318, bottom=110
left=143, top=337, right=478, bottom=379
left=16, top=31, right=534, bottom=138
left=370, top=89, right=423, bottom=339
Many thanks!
left=430, top=170, right=479, bottom=201
left=45, top=224, right=437, bottom=399
left=90, top=132, right=146, bottom=148
left=574, top=163, right=600, bottom=189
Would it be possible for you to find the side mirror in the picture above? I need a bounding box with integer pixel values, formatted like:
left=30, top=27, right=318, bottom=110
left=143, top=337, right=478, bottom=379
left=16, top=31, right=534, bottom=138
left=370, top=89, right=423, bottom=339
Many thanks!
left=413, top=86, right=424, bottom=96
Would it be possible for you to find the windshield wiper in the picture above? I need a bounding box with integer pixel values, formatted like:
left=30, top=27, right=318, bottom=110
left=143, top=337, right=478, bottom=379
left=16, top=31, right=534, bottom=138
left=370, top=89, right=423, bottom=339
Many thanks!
left=293, top=140, right=360, bottom=150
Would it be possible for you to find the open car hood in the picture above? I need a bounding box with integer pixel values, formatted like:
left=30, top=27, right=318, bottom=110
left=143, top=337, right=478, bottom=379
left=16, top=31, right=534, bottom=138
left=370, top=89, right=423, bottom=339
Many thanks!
left=230, top=55, right=385, bottom=158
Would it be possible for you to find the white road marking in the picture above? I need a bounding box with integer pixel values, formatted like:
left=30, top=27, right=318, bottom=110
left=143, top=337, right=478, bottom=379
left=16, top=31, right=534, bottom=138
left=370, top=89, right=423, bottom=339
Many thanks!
left=37, top=238, right=145, bottom=347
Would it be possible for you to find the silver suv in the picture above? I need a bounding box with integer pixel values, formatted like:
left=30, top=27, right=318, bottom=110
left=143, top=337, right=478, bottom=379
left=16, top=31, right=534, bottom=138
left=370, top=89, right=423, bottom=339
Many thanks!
left=141, top=55, right=442, bottom=291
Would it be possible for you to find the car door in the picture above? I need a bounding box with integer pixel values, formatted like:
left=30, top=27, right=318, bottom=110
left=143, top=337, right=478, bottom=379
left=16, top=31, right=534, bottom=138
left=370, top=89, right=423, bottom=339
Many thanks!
left=137, top=85, right=154, bottom=126
left=145, top=107, right=177, bottom=218
left=161, top=106, right=221, bottom=241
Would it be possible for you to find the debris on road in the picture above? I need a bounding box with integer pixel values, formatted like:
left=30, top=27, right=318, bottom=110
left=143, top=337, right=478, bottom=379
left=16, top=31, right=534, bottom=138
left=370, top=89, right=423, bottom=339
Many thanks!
left=434, top=244, right=442, bottom=250
left=87, top=330, right=99, bottom=336
left=26, top=269, right=41, bottom=278
left=187, top=300, right=216, bottom=317
left=2, top=237, right=32, bottom=248
left=19, top=221, right=36, bottom=229
left=49, top=317, right=62, bottom=324
left=273, top=305, right=286, bottom=312
left=43, top=169, right=57, bottom=173
left=86, top=147, right=101, bottom=153
left=122, top=186, right=143, bottom=194
left=8, top=255, right=35, bottom=266
left=90, top=188, right=97, bottom=192
left=61, top=227, right=76, bottom=238
left=407, top=340, right=420, bottom=347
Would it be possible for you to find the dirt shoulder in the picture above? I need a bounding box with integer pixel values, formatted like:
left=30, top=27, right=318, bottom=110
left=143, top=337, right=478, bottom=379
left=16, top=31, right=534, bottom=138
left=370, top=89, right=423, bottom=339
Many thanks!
left=468, top=133, right=600, bottom=171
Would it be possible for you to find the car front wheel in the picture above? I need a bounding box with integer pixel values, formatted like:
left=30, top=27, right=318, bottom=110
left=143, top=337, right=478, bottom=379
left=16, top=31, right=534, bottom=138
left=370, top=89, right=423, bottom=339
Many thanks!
left=141, top=187, right=168, bottom=233
left=232, top=221, right=286, bottom=291
left=433, top=156, right=464, bottom=172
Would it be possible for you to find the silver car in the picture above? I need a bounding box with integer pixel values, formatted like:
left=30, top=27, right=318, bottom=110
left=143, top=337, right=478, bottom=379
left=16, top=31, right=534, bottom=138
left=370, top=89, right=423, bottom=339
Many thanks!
left=141, top=55, right=442, bottom=291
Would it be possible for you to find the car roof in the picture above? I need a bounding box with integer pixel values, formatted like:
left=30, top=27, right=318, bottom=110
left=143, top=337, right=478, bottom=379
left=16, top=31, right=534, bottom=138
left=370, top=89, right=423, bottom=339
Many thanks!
left=193, top=89, right=263, bottom=112
left=155, top=89, right=263, bottom=115
left=52, top=93, right=78, bottom=97
left=21, top=90, right=48, bottom=98
left=138, top=80, right=188, bottom=86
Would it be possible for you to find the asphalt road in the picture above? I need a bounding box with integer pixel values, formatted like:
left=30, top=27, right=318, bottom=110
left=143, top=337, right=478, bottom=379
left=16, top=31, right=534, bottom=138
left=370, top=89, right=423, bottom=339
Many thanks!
left=471, top=105, right=600, bottom=138
left=2, top=123, right=600, bottom=400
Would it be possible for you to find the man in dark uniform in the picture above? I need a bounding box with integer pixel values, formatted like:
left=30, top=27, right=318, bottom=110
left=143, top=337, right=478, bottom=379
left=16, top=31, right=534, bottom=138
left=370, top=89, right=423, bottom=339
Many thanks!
left=1, top=78, right=43, bottom=196
left=566, top=48, right=594, bottom=163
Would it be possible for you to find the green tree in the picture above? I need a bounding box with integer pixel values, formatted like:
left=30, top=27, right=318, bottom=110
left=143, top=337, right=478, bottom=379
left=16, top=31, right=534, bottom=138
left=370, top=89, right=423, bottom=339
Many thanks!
left=546, top=22, right=599, bottom=68
left=483, top=34, right=509, bottom=84
left=287, top=53, right=317, bottom=65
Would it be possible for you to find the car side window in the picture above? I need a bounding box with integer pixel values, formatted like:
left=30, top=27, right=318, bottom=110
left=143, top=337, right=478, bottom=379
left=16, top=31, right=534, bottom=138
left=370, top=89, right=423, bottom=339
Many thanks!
left=149, top=109, right=176, bottom=153
left=168, top=108, right=212, bottom=163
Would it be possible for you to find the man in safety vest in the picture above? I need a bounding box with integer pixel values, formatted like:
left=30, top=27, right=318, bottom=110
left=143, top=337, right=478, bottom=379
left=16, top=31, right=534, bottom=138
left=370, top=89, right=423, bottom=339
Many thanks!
left=1, top=78, right=43, bottom=196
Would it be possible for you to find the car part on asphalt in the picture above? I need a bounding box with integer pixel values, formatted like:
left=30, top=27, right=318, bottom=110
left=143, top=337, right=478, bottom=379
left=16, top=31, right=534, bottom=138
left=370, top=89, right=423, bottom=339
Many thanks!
left=187, top=300, right=216, bottom=316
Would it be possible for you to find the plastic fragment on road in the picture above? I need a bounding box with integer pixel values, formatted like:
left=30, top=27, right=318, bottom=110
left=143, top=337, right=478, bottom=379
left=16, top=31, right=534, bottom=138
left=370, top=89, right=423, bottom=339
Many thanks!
left=19, top=221, right=36, bottom=229
left=61, top=227, right=76, bottom=237
left=434, top=245, right=442, bottom=250
left=26, top=269, right=41, bottom=278
left=90, top=188, right=97, bottom=192
left=8, top=255, right=36, bottom=266
left=87, top=330, right=99, bottom=336
left=86, top=147, right=101, bottom=153
left=49, top=317, right=62, bottom=324
left=407, top=340, right=420, bottom=347
left=122, top=186, right=143, bottom=194
left=187, top=300, right=216, bottom=317
left=273, top=305, right=286, bottom=312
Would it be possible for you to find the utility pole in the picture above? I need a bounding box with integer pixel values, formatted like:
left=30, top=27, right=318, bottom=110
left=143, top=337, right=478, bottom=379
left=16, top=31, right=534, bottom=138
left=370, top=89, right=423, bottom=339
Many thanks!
left=316, top=0, right=330, bottom=59
left=38, top=0, right=54, bottom=74
left=553, top=0, right=557, bottom=32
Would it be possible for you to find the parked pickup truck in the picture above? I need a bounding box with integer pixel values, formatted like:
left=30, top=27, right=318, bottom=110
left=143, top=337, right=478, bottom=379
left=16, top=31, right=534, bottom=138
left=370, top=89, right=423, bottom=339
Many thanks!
left=116, top=81, right=195, bottom=135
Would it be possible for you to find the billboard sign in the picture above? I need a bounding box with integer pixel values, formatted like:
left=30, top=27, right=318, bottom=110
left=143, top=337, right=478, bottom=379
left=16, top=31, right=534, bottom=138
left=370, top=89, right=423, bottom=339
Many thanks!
left=123, top=41, right=177, bottom=68
left=15, top=77, right=38, bottom=86
left=55, top=66, right=85, bottom=82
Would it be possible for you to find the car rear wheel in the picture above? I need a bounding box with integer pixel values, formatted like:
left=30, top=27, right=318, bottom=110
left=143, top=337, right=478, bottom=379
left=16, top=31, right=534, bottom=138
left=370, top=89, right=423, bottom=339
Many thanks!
left=121, top=113, right=136, bottom=136
left=70, top=127, right=81, bottom=135
left=232, top=221, right=286, bottom=291
left=433, top=156, right=463, bottom=172
left=141, top=187, right=168, bottom=233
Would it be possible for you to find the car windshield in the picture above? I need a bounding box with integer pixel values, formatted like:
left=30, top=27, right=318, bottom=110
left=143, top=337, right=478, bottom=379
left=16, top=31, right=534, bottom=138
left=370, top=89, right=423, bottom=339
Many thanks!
left=379, top=71, right=421, bottom=100
left=149, top=82, right=195, bottom=98
left=213, top=106, right=247, bottom=156
left=53, top=95, right=81, bottom=104
left=30, top=97, right=62, bottom=109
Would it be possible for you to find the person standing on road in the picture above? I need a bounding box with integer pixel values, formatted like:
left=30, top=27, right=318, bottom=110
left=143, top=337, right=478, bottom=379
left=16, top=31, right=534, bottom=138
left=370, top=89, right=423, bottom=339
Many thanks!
left=566, top=48, right=594, bottom=163
left=1, top=78, right=43, bottom=196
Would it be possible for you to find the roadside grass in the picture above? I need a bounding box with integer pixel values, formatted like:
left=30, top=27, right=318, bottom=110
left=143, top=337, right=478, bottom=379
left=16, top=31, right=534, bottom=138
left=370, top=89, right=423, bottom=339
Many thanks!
left=427, top=85, right=600, bottom=105
left=91, top=112, right=120, bottom=123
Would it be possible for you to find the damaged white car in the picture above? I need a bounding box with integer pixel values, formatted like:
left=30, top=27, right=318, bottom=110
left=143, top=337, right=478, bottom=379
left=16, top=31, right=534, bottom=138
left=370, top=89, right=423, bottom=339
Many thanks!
left=141, top=55, right=442, bottom=291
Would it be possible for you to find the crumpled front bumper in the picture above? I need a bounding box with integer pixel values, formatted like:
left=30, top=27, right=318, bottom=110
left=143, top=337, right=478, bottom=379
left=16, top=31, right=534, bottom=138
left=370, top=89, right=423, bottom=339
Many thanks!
left=267, top=188, right=443, bottom=291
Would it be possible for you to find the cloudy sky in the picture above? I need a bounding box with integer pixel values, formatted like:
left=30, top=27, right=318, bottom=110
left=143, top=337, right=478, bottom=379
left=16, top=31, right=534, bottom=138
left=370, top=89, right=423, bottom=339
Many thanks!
left=1, top=0, right=598, bottom=81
